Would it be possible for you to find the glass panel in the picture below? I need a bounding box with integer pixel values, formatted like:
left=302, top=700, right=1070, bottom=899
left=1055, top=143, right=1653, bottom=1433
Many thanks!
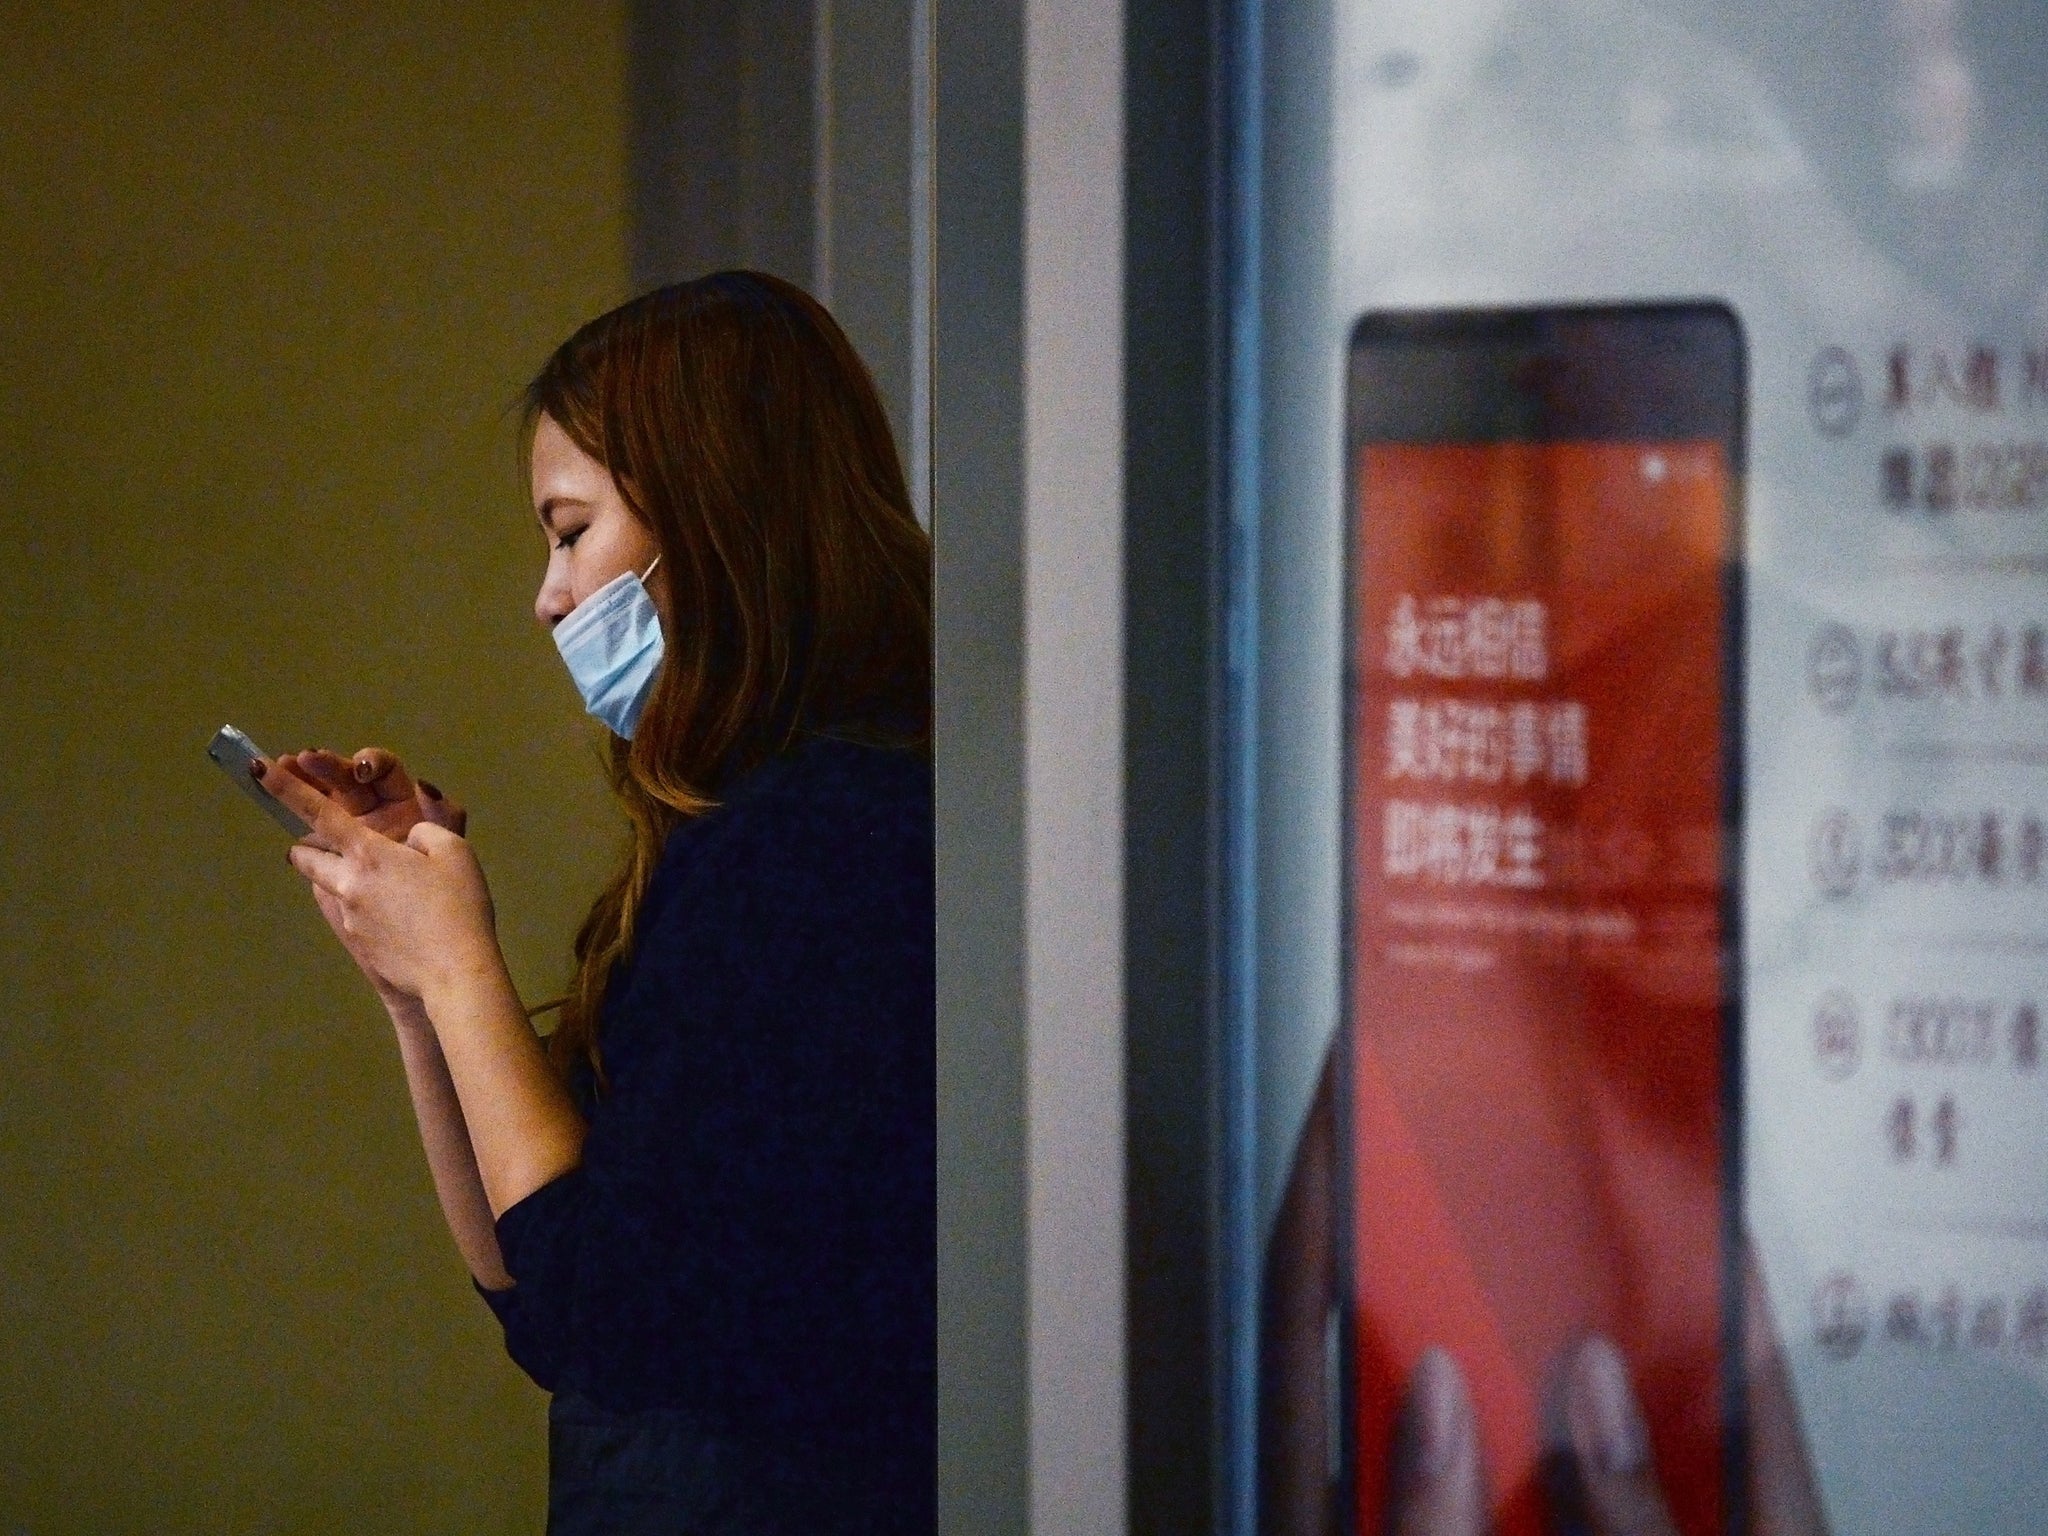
left=1234, top=3, right=2048, bottom=1532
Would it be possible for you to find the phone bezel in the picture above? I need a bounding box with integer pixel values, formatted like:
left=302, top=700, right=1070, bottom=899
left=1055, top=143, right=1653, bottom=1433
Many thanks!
left=1333, top=301, right=1750, bottom=1534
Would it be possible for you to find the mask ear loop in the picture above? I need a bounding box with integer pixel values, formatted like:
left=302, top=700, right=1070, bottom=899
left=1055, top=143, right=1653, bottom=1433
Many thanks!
left=638, top=554, right=667, bottom=645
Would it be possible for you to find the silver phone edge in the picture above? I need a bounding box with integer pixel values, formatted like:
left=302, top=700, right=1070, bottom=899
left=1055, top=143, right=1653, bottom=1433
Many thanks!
left=207, top=724, right=312, bottom=837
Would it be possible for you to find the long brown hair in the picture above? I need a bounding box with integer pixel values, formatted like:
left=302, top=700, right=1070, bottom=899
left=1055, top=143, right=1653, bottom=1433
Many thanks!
left=525, top=271, right=932, bottom=1091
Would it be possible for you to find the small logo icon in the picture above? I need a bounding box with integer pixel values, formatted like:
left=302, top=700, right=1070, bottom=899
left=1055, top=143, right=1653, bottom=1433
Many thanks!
left=1813, top=991, right=1861, bottom=1080
left=1810, top=810, right=1861, bottom=898
left=1810, top=346, right=1864, bottom=438
left=1807, top=623, right=1862, bottom=713
left=1814, top=1271, right=1870, bottom=1360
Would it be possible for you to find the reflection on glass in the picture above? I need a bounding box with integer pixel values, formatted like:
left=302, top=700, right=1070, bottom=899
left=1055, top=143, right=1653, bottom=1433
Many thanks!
left=1327, top=308, right=1745, bottom=1534
left=1244, top=3, right=2048, bottom=1532
left=1351, top=440, right=1731, bottom=1536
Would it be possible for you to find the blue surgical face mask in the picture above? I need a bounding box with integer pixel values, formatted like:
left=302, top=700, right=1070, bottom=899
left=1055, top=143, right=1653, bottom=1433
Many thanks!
left=552, top=554, right=664, bottom=739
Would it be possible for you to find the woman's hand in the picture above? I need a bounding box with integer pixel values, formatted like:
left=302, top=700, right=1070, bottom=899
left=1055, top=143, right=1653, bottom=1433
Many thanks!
left=1386, top=1255, right=1829, bottom=1536
left=257, top=759, right=502, bottom=1009
left=1387, top=1340, right=1682, bottom=1536
left=259, top=748, right=469, bottom=1016
left=271, top=746, right=466, bottom=840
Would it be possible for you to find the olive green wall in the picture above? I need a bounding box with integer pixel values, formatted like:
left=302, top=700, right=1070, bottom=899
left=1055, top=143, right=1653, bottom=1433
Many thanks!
left=0, top=6, right=630, bottom=1530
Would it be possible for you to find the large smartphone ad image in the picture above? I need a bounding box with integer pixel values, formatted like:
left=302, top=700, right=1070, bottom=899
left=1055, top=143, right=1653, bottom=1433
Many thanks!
left=1341, top=306, right=1745, bottom=1535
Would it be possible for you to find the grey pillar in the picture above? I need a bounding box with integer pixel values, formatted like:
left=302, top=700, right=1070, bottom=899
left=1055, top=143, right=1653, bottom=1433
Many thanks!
left=1123, top=0, right=1225, bottom=1526
left=933, top=1, right=1029, bottom=1525
left=627, top=0, right=924, bottom=517
left=628, top=0, right=816, bottom=291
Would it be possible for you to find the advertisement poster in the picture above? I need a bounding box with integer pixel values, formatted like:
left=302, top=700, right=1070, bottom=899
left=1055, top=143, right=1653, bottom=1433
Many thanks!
left=1248, top=3, right=2048, bottom=1532
left=1348, top=429, right=1735, bottom=1535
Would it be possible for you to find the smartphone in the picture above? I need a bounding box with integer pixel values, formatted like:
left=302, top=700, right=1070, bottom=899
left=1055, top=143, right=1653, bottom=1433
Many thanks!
left=1338, top=304, right=1746, bottom=1535
left=207, top=724, right=312, bottom=837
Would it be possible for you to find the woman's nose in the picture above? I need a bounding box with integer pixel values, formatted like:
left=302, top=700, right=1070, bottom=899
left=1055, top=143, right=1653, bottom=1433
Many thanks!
left=535, top=565, right=573, bottom=628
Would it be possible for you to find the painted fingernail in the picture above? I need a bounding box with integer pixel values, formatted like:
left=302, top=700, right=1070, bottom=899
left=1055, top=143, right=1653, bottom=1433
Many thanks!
left=1567, top=1337, right=1648, bottom=1476
left=248, top=759, right=264, bottom=779
left=419, top=780, right=444, bottom=801
left=353, top=757, right=377, bottom=782
left=1410, top=1346, right=1472, bottom=1481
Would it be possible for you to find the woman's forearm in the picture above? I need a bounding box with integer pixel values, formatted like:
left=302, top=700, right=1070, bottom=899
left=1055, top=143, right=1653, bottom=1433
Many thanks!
left=418, top=949, right=587, bottom=1220
left=255, top=760, right=584, bottom=1241
left=385, top=997, right=514, bottom=1290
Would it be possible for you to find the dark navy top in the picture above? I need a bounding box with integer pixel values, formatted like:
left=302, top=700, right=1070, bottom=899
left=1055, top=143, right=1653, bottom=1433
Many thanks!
left=478, top=736, right=935, bottom=1533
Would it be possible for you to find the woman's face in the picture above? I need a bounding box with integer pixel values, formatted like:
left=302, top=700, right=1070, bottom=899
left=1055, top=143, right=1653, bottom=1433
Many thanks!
left=530, top=413, right=663, bottom=628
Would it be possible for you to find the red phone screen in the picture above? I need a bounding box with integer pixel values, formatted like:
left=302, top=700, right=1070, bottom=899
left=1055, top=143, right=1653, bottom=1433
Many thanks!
left=1348, top=440, right=1733, bottom=1535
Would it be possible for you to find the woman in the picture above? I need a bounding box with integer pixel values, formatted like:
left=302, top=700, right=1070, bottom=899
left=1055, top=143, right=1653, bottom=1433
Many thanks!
left=256, top=272, right=935, bottom=1534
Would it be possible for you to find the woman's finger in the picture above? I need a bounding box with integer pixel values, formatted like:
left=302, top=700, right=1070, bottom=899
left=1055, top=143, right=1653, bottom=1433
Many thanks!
left=1554, top=1338, right=1680, bottom=1536
left=350, top=747, right=418, bottom=806
left=259, top=760, right=369, bottom=854
left=281, top=750, right=390, bottom=823
left=286, top=840, right=351, bottom=898
left=1388, top=1347, right=1488, bottom=1536
left=273, top=751, right=330, bottom=792
left=309, top=882, right=346, bottom=928
left=351, top=746, right=399, bottom=783
left=416, top=781, right=468, bottom=834
left=297, top=748, right=359, bottom=791
left=292, top=748, right=386, bottom=815
left=404, top=820, right=466, bottom=855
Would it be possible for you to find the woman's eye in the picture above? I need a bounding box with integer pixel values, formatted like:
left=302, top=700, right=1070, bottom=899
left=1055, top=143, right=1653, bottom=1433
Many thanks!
left=554, top=527, right=586, bottom=551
